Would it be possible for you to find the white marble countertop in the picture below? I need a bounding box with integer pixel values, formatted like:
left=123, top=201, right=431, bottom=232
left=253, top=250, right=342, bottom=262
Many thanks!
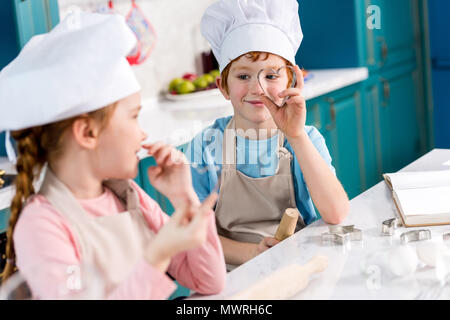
left=189, top=149, right=450, bottom=300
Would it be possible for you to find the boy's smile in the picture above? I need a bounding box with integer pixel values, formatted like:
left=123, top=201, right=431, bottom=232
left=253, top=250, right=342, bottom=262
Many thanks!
left=243, top=99, right=265, bottom=107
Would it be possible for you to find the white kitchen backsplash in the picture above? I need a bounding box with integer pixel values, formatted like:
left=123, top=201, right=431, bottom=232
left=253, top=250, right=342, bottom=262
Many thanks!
left=57, top=0, right=215, bottom=101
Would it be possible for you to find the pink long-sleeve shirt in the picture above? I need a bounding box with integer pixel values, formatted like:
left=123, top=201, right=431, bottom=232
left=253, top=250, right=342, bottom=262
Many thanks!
left=13, top=180, right=226, bottom=299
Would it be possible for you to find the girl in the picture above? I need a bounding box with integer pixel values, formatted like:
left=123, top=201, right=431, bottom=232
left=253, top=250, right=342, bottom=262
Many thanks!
left=187, top=0, right=350, bottom=270
left=0, top=12, right=226, bottom=299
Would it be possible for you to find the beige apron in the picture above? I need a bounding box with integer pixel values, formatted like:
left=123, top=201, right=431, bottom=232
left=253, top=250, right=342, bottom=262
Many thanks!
left=38, top=169, right=154, bottom=297
left=215, top=117, right=305, bottom=261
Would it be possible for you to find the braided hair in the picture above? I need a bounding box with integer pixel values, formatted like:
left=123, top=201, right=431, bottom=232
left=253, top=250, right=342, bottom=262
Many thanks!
left=1, top=103, right=117, bottom=284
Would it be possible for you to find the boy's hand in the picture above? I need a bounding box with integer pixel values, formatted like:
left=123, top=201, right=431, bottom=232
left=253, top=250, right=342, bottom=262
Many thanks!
left=253, top=236, right=280, bottom=258
left=144, top=143, right=199, bottom=207
left=260, top=65, right=306, bottom=139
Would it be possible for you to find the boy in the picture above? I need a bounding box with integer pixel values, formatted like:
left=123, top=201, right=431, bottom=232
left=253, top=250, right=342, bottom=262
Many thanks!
left=187, top=0, right=349, bottom=270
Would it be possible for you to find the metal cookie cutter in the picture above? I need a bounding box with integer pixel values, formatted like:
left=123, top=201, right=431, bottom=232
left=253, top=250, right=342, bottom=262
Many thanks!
left=400, top=229, right=432, bottom=245
left=321, top=232, right=351, bottom=246
left=322, top=225, right=362, bottom=245
left=381, top=218, right=403, bottom=236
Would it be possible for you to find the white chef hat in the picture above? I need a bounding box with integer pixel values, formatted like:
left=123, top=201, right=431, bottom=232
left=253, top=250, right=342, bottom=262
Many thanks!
left=0, top=12, right=140, bottom=133
left=200, top=0, right=303, bottom=73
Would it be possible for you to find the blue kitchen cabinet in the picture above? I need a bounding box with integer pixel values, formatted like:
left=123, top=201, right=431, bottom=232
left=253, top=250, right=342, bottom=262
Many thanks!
left=0, top=208, right=10, bottom=235
left=364, top=62, right=424, bottom=175
left=323, top=88, right=366, bottom=199
left=298, top=0, right=419, bottom=72
left=0, top=1, right=20, bottom=71
left=298, top=0, right=432, bottom=195
left=13, top=0, right=60, bottom=48
left=428, top=0, right=450, bottom=148
left=296, top=0, right=362, bottom=68
left=1, top=0, right=60, bottom=156
left=380, top=63, right=423, bottom=172
left=363, top=0, right=419, bottom=71
left=307, top=85, right=366, bottom=200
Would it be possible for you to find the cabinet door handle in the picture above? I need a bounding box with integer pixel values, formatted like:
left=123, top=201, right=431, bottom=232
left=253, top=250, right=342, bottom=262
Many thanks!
left=309, top=103, right=322, bottom=130
left=376, top=37, right=388, bottom=66
left=326, top=98, right=336, bottom=131
left=380, top=78, right=390, bottom=107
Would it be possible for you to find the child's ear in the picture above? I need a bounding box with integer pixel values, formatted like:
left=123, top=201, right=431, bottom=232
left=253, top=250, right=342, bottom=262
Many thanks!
left=216, top=76, right=230, bottom=100
left=71, top=117, right=101, bottom=150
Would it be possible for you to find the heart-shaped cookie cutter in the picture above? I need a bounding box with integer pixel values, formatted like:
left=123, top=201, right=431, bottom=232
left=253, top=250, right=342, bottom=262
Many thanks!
left=257, top=65, right=297, bottom=108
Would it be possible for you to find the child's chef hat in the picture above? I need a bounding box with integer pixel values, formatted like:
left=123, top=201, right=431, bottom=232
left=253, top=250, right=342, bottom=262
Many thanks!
left=201, top=0, right=303, bottom=72
left=0, top=12, right=140, bottom=132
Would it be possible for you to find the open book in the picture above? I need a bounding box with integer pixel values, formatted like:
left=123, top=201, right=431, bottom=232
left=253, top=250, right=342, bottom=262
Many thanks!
left=383, top=170, right=450, bottom=227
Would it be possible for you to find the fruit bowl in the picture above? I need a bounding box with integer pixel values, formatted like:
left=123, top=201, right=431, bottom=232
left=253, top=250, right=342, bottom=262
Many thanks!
left=166, top=70, right=221, bottom=101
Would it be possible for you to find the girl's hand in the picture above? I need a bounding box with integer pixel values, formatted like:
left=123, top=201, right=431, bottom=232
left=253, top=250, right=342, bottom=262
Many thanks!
left=145, top=192, right=218, bottom=272
left=253, top=237, right=280, bottom=258
left=144, top=143, right=198, bottom=207
left=260, top=65, right=307, bottom=139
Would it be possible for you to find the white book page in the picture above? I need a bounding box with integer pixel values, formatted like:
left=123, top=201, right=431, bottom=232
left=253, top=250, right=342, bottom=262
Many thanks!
left=395, top=186, right=450, bottom=216
left=385, top=170, right=450, bottom=190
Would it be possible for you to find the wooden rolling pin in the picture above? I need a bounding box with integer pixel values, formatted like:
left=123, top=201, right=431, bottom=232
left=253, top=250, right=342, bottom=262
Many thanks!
left=227, top=255, right=328, bottom=300
left=274, top=208, right=299, bottom=241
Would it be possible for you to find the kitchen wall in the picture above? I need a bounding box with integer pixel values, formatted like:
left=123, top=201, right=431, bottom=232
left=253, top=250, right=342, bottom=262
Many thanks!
left=58, top=0, right=215, bottom=102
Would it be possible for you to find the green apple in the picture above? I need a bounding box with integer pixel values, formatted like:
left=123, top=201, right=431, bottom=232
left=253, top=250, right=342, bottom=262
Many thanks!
left=209, top=69, right=220, bottom=79
left=168, top=77, right=183, bottom=92
left=202, top=74, right=215, bottom=84
left=193, top=77, right=209, bottom=89
left=176, top=80, right=196, bottom=94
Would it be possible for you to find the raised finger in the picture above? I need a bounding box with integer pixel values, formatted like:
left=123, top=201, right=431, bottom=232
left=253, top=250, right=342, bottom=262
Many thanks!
left=200, top=192, right=218, bottom=213
left=144, top=141, right=166, bottom=155
left=277, top=87, right=304, bottom=99
left=153, top=146, right=173, bottom=165
left=284, top=95, right=306, bottom=107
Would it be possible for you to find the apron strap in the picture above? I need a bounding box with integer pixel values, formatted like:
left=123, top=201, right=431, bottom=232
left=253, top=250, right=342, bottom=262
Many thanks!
left=222, top=117, right=291, bottom=172
left=39, top=168, right=92, bottom=222
left=40, top=168, right=142, bottom=220
left=222, top=118, right=236, bottom=170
